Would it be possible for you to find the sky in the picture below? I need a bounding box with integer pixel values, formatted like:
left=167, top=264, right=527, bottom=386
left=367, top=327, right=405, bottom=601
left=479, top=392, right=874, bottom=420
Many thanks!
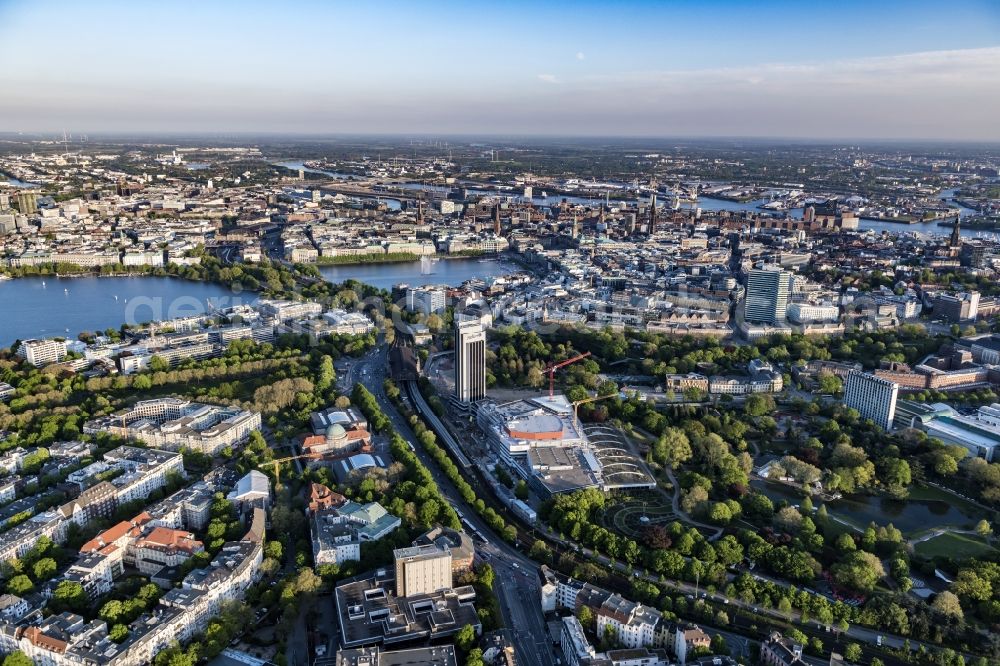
left=1, top=0, right=999, bottom=140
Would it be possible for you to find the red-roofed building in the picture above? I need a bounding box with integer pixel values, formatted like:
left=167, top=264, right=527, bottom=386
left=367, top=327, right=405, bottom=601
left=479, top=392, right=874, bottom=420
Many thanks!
left=80, top=512, right=152, bottom=555
left=308, top=483, right=348, bottom=514
left=131, top=526, right=204, bottom=575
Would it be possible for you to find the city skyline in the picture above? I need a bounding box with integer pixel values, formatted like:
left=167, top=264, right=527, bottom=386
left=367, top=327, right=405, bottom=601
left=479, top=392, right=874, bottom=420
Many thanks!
left=1, top=0, right=999, bottom=140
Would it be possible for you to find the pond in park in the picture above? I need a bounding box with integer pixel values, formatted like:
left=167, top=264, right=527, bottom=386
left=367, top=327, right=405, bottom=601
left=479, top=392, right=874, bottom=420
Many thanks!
left=750, top=479, right=984, bottom=536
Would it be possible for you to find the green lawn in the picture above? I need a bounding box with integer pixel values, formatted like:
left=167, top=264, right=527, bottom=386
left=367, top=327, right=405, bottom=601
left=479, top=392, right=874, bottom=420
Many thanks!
left=914, top=532, right=996, bottom=559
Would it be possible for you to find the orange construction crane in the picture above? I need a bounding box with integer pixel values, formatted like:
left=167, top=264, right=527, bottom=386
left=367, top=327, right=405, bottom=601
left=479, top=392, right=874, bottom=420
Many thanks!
left=543, top=352, right=592, bottom=398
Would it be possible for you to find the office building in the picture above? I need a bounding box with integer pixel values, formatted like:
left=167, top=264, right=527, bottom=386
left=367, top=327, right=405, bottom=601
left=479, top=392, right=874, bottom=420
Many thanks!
left=334, top=568, right=479, bottom=649
left=393, top=544, right=452, bottom=598
left=961, top=242, right=987, bottom=268
left=454, top=318, right=486, bottom=404
left=843, top=371, right=898, bottom=431
left=744, top=267, right=791, bottom=325
left=15, top=192, right=37, bottom=215
left=932, top=291, right=980, bottom=322
left=258, top=299, right=323, bottom=322
left=405, top=286, right=446, bottom=316
left=17, top=338, right=67, bottom=367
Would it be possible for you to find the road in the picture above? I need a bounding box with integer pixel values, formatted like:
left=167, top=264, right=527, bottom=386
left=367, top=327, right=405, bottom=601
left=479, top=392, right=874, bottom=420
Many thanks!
left=348, top=345, right=554, bottom=666
left=349, top=345, right=968, bottom=664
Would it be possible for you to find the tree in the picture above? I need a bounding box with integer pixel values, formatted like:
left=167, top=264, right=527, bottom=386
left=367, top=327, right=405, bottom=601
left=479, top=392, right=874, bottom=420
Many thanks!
left=577, top=605, right=594, bottom=630
left=832, top=551, right=884, bottom=592
left=933, top=451, right=959, bottom=476
left=477, top=564, right=495, bottom=590
left=931, top=591, right=964, bottom=621
left=652, top=428, right=692, bottom=468
left=316, top=355, right=335, bottom=393
left=774, top=506, right=803, bottom=533
left=844, top=643, right=863, bottom=663
left=100, top=600, right=126, bottom=625
left=264, top=540, right=283, bottom=561
left=514, top=480, right=529, bottom=501
left=466, top=648, right=485, bottom=666
left=881, top=458, right=911, bottom=494
left=109, top=624, right=129, bottom=643
left=32, top=558, right=57, bottom=581
left=975, top=519, right=992, bottom=539
left=148, top=355, right=169, bottom=372
left=2, top=652, right=32, bottom=666
left=835, top=533, right=857, bottom=553
left=817, top=372, right=843, bottom=395
left=744, top=394, right=776, bottom=417
left=710, top=634, right=729, bottom=656
left=529, top=540, right=551, bottom=563
left=52, top=581, right=86, bottom=612
left=292, top=568, right=322, bottom=597
left=5, top=575, right=33, bottom=596
left=455, top=623, right=477, bottom=653
left=952, top=569, right=992, bottom=602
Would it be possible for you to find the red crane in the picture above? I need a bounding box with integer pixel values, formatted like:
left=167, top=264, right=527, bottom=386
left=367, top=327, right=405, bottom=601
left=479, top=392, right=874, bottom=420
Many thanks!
left=543, top=352, right=592, bottom=398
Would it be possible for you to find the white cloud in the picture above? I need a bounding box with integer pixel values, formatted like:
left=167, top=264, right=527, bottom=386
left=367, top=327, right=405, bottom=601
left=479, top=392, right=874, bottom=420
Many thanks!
left=576, top=52, right=585, bottom=61
left=536, top=73, right=559, bottom=84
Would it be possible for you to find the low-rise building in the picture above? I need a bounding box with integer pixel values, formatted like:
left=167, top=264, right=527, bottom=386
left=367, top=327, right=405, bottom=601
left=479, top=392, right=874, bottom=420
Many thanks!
left=312, top=501, right=400, bottom=566
left=761, top=631, right=807, bottom=666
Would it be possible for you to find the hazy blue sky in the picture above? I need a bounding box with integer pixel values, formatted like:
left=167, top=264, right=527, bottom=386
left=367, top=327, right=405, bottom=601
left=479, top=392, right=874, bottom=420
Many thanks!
left=1, top=0, right=999, bottom=139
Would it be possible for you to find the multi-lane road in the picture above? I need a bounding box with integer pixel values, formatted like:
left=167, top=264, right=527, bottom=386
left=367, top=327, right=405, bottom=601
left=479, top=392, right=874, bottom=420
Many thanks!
left=342, top=345, right=555, bottom=666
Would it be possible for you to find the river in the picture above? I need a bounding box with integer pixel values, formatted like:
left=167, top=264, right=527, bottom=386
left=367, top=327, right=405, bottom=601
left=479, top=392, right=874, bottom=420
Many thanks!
left=274, top=161, right=983, bottom=237
left=273, top=161, right=402, bottom=210
left=318, top=257, right=515, bottom=291
left=0, top=276, right=244, bottom=347
left=5, top=177, right=40, bottom=188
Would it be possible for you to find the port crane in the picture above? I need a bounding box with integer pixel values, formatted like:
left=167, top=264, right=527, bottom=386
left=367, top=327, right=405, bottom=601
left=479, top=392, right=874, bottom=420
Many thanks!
left=543, top=352, right=592, bottom=398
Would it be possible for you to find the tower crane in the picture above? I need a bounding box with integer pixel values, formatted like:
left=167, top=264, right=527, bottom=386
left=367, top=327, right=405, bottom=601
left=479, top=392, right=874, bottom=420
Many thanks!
left=571, top=392, right=619, bottom=423
left=543, top=352, right=592, bottom=398
left=262, top=453, right=320, bottom=486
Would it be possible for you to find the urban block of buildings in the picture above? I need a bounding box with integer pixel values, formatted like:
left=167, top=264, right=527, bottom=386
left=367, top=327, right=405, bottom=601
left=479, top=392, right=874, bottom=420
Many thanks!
left=84, top=398, right=262, bottom=456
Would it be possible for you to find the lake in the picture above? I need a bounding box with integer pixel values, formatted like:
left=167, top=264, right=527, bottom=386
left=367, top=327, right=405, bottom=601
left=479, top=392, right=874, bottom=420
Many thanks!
left=0, top=259, right=517, bottom=345
left=318, top=257, right=516, bottom=291
left=751, top=479, right=981, bottom=536
left=0, top=276, right=245, bottom=346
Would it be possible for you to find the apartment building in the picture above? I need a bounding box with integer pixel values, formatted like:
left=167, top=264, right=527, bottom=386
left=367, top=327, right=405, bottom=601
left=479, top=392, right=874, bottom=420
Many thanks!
left=85, top=399, right=261, bottom=456
left=17, top=339, right=66, bottom=367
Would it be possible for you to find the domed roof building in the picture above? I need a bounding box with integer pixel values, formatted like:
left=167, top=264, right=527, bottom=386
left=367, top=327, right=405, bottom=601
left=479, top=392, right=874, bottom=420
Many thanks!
left=326, top=423, right=348, bottom=446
